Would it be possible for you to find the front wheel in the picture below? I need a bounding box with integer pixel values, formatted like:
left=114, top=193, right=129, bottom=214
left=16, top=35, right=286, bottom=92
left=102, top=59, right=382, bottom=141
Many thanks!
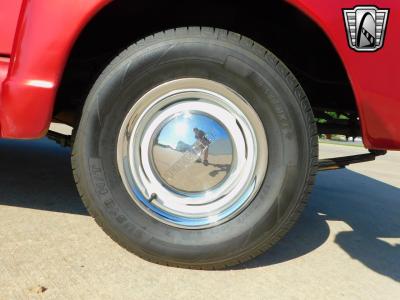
left=72, top=27, right=318, bottom=269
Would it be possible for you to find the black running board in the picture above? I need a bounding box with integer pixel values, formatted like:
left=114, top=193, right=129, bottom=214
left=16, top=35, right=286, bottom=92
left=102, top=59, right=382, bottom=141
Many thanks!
left=318, top=150, right=386, bottom=171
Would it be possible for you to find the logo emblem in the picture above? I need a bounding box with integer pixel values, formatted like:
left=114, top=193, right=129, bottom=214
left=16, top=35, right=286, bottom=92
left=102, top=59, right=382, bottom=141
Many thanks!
left=343, top=6, right=389, bottom=52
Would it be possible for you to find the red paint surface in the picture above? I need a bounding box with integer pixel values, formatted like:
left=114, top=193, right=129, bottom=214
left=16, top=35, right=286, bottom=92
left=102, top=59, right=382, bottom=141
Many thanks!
left=0, top=59, right=10, bottom=96
left=0, top=0, right=111, bottom=139
left=0, top=0, right=22, bottom=55
left=0, top=0, right=399, bottom=150
left=288, top=0, right=400, bottom=149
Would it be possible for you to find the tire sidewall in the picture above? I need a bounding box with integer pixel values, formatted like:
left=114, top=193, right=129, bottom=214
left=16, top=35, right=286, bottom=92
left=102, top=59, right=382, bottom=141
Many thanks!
left=75, top=34, right=314, bottom=265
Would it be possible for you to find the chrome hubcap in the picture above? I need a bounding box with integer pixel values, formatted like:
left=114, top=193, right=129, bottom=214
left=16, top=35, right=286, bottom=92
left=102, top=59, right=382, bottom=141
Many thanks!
left=117, top=78, right=268, bottom=229
left=152, top=112, right=234, bottom=193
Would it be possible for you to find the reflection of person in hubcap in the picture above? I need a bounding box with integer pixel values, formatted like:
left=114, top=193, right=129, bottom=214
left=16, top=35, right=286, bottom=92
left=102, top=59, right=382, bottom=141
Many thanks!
left=193, top=128, right=211, bottom=166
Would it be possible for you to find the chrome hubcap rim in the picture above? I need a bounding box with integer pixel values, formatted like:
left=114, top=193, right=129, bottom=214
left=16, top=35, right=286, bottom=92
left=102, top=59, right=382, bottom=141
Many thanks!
left=117, top=78, right=268, bottom=229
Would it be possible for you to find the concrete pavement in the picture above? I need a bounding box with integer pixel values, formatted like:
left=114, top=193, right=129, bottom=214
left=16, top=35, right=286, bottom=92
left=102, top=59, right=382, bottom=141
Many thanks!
left=0, top=139, right=399, bottom=299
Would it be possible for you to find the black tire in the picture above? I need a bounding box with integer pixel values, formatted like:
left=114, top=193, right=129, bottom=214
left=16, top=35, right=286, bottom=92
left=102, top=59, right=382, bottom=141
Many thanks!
left=72, top=27, right=318, bottom=269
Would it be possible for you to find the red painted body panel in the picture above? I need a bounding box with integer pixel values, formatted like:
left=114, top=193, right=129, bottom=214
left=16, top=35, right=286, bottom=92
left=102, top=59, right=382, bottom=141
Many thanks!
left=288, top=0, right=400, bottom=150
left=0, top=0, right=22, bottom=54
left=0, top=0, right=399, bottom=150
left=0, top=0, right=111, bottom=138
left=0, top=59, right=10, bottom=96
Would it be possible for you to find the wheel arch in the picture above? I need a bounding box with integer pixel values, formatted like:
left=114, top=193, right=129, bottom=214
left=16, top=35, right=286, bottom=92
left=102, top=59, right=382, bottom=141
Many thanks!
left=55, top=1, right=360, bottom=139
left=2, top=0, right=360, bottom=144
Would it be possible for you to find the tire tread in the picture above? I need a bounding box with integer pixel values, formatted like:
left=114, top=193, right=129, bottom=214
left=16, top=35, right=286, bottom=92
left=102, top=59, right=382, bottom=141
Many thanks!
left=72, top=27, right=318, bottom=270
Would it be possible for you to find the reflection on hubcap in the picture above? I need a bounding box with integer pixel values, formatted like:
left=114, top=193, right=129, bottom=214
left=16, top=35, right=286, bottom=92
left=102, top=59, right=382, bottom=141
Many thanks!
left=117, top=79, right=268, bottom=229
left=152, top=113, right=233, bottom=193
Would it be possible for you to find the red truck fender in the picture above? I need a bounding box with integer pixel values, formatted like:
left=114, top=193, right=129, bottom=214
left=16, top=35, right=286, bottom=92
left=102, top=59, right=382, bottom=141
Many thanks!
left=0, top=0, right=111, bottom=138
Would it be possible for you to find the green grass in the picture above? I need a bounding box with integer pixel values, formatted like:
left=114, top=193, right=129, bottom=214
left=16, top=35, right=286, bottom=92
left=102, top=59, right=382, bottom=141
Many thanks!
left=319, top=139, right=364, bottom=148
